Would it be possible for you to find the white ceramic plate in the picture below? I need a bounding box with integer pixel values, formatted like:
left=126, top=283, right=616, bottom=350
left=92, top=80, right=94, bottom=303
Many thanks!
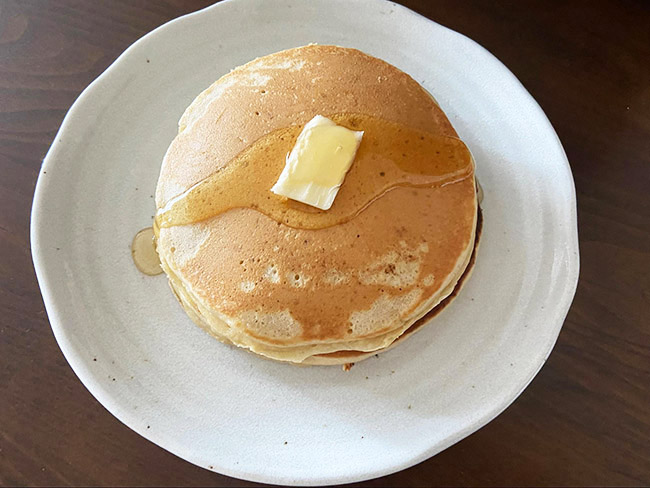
left=31, top=0, right=579, bottom=485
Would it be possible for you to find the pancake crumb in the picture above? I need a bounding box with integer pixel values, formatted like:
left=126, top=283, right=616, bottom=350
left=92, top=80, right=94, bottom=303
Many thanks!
left=343, top=362, right=354, bottom=371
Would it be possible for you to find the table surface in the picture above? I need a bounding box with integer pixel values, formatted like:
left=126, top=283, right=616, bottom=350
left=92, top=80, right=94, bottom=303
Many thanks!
left=1, top=0, right=649, bottom=486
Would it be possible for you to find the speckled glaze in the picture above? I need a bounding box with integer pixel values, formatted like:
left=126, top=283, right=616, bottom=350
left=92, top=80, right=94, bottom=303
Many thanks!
left=31, top=0, right=579, bottom=485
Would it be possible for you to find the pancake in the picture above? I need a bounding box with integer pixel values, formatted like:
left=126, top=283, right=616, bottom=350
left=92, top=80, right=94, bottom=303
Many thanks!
left=154, top=45, right=478, bottom=365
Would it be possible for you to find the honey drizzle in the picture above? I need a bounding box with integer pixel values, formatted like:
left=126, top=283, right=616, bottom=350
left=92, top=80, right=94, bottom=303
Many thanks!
left=131, top=227, right=162, bottom=276
left=155, top=113, right=473, bottom=231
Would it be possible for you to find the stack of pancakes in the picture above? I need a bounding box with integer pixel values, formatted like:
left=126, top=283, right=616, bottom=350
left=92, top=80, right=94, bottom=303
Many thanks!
left=155, top=45, right=478, bottom=365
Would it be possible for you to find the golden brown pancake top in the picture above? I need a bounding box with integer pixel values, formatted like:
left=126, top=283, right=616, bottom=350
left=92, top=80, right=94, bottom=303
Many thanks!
left=156, top=45, right=456, bottom=206
left=155, top=45, right=476, bottom=348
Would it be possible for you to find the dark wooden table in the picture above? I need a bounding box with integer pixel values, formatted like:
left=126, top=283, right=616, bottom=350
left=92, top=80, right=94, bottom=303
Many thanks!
left=1, top=1, right=649, bottom=486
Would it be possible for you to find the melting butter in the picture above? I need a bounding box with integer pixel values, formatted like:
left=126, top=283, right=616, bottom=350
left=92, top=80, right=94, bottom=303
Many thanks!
left=156, top=113, right=473, bottom=231
left=131, top=227, right=162, bottom=276
left=271, top=115, right=364, bottom=210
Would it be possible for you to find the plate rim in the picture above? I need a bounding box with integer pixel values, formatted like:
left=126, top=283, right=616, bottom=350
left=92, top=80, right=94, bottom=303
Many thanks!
left=30, top=0, right=580, bottom=485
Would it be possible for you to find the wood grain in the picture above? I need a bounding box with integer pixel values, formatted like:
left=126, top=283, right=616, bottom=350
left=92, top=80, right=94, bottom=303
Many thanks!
left=1, top=0, right=649, bottom=486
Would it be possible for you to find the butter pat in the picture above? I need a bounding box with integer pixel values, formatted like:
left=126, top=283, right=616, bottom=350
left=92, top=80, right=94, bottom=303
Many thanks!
left=271, top=115, right=363, bottom=210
